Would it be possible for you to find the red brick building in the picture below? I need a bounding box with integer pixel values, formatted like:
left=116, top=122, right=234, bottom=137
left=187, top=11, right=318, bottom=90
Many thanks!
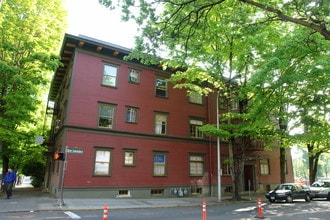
left=45, top=34, right=294, bottom=198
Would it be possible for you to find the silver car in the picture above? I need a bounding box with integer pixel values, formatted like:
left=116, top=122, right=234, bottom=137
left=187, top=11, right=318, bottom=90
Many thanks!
left=310, top=182, right=330, bottom=200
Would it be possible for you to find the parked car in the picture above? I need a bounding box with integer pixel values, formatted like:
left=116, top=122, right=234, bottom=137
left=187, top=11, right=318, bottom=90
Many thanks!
left=310, top=182, right=330, bottom=200
left=265, top=183, right=311, bottom=203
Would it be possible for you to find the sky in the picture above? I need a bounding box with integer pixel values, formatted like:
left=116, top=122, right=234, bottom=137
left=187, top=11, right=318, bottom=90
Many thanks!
left=64, top=0, right=137, bottom=48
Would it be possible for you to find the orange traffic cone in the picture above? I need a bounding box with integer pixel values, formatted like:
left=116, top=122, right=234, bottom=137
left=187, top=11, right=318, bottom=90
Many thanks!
left=202, top=199, right=207, bottom=220
left=256, top=198, right=264, bottom=219
left=102, top=203, right=108, bottom=220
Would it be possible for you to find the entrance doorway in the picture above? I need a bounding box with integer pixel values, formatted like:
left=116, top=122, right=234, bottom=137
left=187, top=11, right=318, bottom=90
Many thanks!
left=244, top=165, right=255, bottom=191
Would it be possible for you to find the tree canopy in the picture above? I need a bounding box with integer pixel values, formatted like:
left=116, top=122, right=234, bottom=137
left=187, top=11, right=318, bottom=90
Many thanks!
left=99, top=0, right=329, bottom=198
left=0, top=0, right=66, bottom=174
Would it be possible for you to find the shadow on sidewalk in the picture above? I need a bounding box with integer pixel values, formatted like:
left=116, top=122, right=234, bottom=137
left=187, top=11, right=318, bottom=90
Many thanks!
left=1, top=183, right=51, bottom=199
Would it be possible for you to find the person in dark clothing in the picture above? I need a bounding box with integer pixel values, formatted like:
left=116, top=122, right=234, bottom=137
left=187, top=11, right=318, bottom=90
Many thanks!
left=2, top=168, right=17, bottom=199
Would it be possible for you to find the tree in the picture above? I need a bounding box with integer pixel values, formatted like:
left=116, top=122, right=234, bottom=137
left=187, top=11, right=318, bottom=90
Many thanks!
left=291, top=147, right=309, bottom=180
left=0, top=0, right=66, bottom=175
left=291, top=56, right=330, bottom=184
left=99, top=0, right=330, bottom=199
left=99, top=0, right=330, bottom=42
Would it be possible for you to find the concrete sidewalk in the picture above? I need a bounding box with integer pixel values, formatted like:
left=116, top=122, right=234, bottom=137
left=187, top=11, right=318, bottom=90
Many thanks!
left=0, top=185, right=263, bottom=213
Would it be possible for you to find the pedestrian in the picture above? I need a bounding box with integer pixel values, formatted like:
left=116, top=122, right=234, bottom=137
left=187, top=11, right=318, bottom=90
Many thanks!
left=2, top=167, right=17, bottom=199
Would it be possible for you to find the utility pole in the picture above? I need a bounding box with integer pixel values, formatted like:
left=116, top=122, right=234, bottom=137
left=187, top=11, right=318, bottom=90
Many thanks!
left=216, top=90, right=222, bottom=202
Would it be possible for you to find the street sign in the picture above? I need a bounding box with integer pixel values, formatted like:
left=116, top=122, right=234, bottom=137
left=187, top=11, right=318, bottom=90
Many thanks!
left=67, top=148, right=83, bottom=154
left=35, top=136, right=44, bottom=144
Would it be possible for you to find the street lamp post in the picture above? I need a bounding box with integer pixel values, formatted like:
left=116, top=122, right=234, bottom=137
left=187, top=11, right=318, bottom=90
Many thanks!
left=216, top=90, right=222, bottom=202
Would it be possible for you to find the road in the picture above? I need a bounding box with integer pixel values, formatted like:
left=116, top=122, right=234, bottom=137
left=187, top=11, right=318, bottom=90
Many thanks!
left=0, top=199, right=329, bottom=219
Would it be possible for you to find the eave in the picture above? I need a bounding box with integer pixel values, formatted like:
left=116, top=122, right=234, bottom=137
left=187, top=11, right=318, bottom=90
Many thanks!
left=48, top=34, right=132, bottom=101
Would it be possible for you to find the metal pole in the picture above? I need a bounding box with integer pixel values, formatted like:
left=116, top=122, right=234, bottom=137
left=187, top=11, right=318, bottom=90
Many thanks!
left=216, top=91, right=221, bottom=202
left=58, top=146, right=67, bottom=206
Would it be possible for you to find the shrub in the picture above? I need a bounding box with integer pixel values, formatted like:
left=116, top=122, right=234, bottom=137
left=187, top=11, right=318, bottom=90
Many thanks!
left=21, top=159, right=45, bottom=188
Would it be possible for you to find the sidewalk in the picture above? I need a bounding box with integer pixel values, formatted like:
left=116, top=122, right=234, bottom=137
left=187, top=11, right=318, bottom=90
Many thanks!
left=0, top=184, right=264, bottom=213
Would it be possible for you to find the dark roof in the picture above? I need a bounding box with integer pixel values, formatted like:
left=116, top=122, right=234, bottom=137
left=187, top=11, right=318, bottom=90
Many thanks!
left=48, top=34, right=133, bottom=101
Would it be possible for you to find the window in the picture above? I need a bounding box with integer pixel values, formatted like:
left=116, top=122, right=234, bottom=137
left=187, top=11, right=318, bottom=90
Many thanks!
left=222, top=159, right=231, bottom=175
left=218, top=93, right=228, bottom=109
left=123, top=149, right=136, bottom=166
left=94, top=148, right=112, bottom=175
left=155, top=112, right=167, bottom=135
left=118, top=190, right=129, bottom=196
left=151, top=189, right=164, bottom=196
left=189, top=154, right=204, bottom=176
left=153, top=152, right=167, bottom=176
left=102, top=64, right=118, bottom=87
left=260, top=159, right=270, bottom=175
left=189, top=92, right=203, bottom=104
left=231, top=96, right=239, bottom=110
left=155, top=77, right=167, bottom=97
left=128, top=68, right=140, bottom=83
left=126, top=107, right=138, bottom=123
left=98, top=103, right=115, bottom=128
left=190, top=119, right=203, bottom=138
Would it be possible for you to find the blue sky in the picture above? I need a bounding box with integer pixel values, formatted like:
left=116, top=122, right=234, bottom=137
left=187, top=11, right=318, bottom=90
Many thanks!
left=65, top=0, right=137, bottom=48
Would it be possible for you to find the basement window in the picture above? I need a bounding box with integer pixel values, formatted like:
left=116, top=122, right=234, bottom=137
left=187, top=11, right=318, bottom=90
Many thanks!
left=151, top=189, right=164, bottom=196
left=119, top=190, right=129, bottom=196
left=191, top=187, right=202, bottom=194
left=116, top=190, right=131, bottom=198
left=225, top=186, right=233, bottom=193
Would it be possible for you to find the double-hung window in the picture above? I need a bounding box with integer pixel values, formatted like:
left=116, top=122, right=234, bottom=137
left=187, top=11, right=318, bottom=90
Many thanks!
left=260, top=159, right=270, bottom=175
left=153, top=152, right=167, bottom=176
left=155, top=112, right=167, bottom=135
left=218, top=94, right=227, bottom=109
left=189, top=154, right=204, bottom=176
left=102, top=64, right=118, bottom=87
left=126, top=106, right=138, bottom=123
left=123, top=149, right=136, bottom=166
left=222, top=160, right=231, bottom=175
left=128, top=68, right=140, bottom=83
left=189, top=92, right=203, bottom=104
left=155, top=77, right=167, bottom=97
left=98, top=103, right=115, bottom=128
left=231, top=95, right=239, bottom=110
left=189, top=119, right=203, bottom=138
left=94, top=148, right=112, bottom=175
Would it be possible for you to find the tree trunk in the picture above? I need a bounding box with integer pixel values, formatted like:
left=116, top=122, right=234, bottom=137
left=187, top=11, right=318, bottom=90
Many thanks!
left=2, top=145, right=9, bottom=176
left=229, top=139, right=245, bottom=201
left=278, top=106, right=288, bottom=184
left=307, top=143, right=321, bottom=184
left=280, top=147, right=286, bottom=183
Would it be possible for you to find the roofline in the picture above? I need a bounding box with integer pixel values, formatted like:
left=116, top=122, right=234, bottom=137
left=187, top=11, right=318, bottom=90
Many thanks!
left=48, top=34, right=134, bottom=102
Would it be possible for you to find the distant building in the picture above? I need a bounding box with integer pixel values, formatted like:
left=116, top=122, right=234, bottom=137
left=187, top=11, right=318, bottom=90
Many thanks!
left=44, top=34, right=294, bottom=198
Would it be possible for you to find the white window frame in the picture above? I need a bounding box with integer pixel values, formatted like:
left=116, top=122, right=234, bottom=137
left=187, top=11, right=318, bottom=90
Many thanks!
left=94, top=148, right=112, bottom=175
left=102, top=64, right=118, bottom=87
left=128, top=68, right=140, bottom=83
left=153, top=152, right=167, bottom=176
left=123, top=149, right=136, bottom=166
left=126, top=106, right=138, bottom=123
left=155, top=112, right=167, bottom=135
